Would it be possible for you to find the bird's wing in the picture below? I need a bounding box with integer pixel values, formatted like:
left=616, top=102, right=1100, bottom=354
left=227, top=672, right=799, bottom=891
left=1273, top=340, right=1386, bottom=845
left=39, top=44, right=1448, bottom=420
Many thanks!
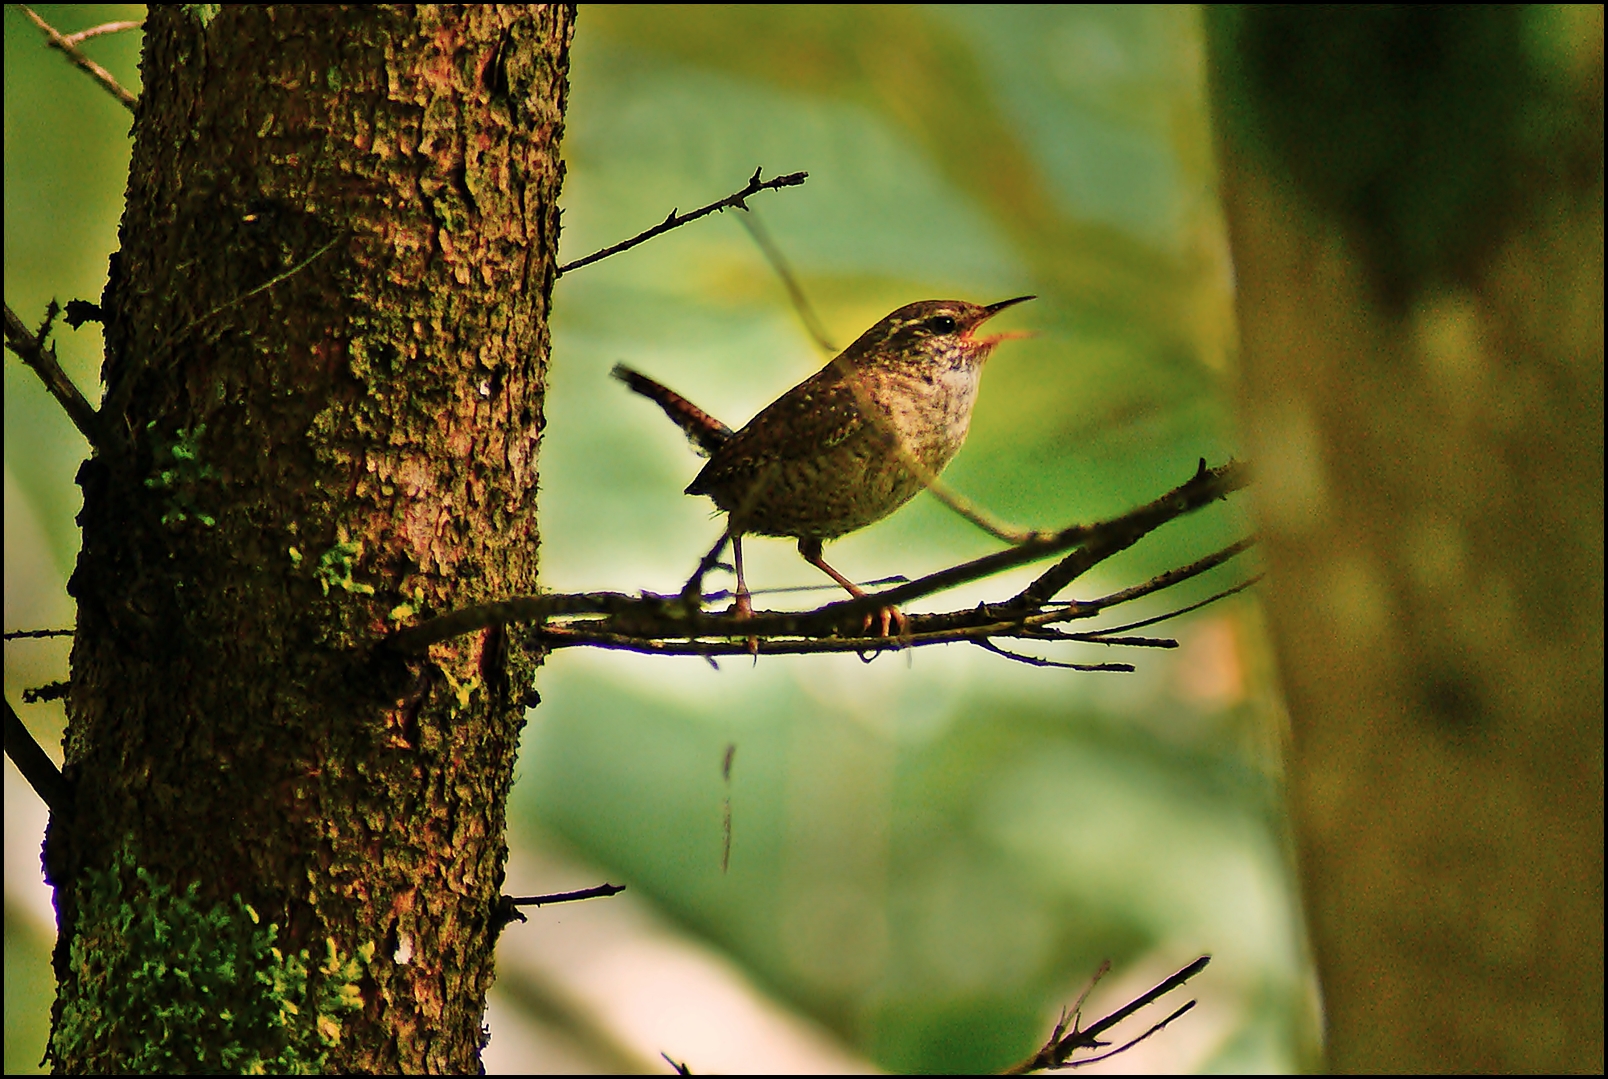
left=686, top=368, right=877, bottom=495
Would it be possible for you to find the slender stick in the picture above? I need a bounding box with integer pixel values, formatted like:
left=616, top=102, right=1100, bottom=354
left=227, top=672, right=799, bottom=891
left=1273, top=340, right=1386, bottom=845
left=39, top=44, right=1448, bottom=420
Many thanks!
left=557, top=168, right=808, bottom=276
left=18, top=5, right=139, bottom=110
left=6, top=700, right=71, bottom=814
left=4, top=301, right=110, bottom=454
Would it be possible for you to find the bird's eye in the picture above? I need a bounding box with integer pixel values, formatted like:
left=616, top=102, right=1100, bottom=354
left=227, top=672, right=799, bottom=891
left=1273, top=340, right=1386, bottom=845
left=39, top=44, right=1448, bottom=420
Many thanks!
left=926, top=315, right=958, bottom=334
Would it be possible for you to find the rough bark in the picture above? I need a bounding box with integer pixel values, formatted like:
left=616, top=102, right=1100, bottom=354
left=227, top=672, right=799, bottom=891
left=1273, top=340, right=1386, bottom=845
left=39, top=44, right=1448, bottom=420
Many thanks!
left=47, top=6, right=573, bottom=1071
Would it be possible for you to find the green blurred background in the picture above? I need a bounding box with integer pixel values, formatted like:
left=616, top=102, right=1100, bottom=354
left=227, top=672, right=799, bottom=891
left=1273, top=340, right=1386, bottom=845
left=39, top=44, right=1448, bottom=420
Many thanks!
left=5, top=6, right=1318, bottom=1072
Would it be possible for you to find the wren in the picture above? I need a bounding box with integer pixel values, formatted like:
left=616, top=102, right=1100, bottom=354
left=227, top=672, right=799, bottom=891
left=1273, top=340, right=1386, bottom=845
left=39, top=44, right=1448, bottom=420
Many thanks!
left=614, top=295, right=1033, bottom=630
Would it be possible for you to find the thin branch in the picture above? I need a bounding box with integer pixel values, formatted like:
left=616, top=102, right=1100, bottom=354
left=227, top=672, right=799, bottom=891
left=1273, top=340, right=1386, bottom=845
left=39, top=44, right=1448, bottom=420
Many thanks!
left=557, top=168, right=808, bottom=276
left=1051, top=537, right=1257, bottom=620
left=1043, top=633, right=1177, bottom=648
left=505, top=883, right=626, bottom=909
left=1074, top=575, right=1264, bottom=638
left=1003, top=955, right=1211, bottom=1073
left=492, top=882, right=627, bottom=934
left=4, top=301, right=112, bottom=454
left=19, top=5, right=138, bottom=111
left=5, top=699, right=71, bottom=814
left=4, top=628, right=76, bottom=640
left=699, top=574, right=907, bottom=601
left=973, top=639, right=1135, bottom=672
left=737, top=209, right=837, bottom=353
left=1072, top=1001, right=1197, bottom=1067
left=1015, top=459, right=1248, bottom=609
left=62, top=19, right=143, bottom=46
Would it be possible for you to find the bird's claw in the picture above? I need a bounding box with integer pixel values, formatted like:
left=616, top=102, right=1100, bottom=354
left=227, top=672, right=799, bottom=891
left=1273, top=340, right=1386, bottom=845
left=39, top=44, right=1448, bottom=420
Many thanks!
left=862, top=605, right=908, bottom=639
left=731, top=591, right=758, bottom=657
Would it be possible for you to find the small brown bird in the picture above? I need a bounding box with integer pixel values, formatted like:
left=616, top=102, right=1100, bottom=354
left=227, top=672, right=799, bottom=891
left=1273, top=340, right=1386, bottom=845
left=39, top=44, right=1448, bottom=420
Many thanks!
left=614, top=296, right=1033, bottom=631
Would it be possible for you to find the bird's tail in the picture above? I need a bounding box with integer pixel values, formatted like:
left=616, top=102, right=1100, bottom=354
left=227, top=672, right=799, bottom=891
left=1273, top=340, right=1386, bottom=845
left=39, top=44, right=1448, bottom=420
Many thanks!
left=611, top=364, right=733, bottom=457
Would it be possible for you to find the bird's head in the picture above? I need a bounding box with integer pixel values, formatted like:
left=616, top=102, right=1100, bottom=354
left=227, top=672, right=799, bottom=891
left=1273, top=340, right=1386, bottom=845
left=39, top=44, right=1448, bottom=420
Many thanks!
left=841, top=295, right=1035, bottom=372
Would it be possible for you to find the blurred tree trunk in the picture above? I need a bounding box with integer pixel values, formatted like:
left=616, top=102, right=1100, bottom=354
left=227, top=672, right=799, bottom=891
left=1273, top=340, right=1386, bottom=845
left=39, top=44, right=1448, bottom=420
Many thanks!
left=1208, top=7, right=1602, bottom=1072
left=47, top=5, right=572, bottom=1071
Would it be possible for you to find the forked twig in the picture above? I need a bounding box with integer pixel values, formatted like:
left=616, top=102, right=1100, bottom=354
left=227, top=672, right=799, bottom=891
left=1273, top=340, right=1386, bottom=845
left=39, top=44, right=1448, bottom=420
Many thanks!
left=1003, top=955, right=1211, bottom=1073
left=19, top=5, right=139, bottom=110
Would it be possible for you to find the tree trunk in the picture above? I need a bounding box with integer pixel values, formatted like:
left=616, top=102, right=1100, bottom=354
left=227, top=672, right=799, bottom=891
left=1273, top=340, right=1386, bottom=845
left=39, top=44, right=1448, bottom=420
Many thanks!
left=47, top=5, right=572, bottom=1071
left=1208, top=7, right=1603, bottom=1072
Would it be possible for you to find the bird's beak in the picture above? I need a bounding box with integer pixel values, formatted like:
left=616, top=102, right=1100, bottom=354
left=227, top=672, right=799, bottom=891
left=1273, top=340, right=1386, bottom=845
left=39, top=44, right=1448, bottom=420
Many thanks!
left=970, top=295, right=1036, bottom=348
left=983, top=295, right=1035, bottom=316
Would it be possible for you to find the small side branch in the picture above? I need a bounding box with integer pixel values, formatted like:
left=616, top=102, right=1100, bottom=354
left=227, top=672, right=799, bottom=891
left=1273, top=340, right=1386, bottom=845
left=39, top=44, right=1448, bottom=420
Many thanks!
left=5, top=700, right=71, bottom=814
left=557, top=168, right=808, bottom=276
left=18, top=5, right=139, bottom=111
left=492, top=883, right=627, bottom=933
left=4, top=301, right=112, bottom=455
left=1004, top=955, right=1211, bottom=1073
left=505, top=882, right=626, bottom=910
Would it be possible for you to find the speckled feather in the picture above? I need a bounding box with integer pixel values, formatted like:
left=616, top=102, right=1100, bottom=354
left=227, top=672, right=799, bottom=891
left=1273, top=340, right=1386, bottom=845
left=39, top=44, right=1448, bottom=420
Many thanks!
left=685, top=298, right=1030, bottom=540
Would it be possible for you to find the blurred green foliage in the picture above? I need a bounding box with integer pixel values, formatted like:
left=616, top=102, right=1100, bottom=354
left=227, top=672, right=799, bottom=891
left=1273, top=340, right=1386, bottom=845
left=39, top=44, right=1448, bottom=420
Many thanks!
left=5, top=5, right=1315, bottom=1072
left=526, top=5, right=1307, bottom=1072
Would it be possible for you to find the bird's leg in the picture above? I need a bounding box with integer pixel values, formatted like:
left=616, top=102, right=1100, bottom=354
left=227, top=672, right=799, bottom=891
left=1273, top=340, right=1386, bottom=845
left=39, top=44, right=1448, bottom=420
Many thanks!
left=797, top=538, right=907, bottom=637
left=730, top=532, right=754, bottom=618
left=731, top=531, right=760, bottom=658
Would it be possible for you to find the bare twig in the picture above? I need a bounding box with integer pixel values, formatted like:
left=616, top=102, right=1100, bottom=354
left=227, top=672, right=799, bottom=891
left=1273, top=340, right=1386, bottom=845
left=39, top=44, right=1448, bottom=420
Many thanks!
left=493, top=882, right=627, bottom=932
left=505, top=883, right=626, bottom=909
left=4, top=628, right=76, bottom=640
left=4, top=301, right=112, bottom=454
left=1003, top=955, right=1211, bottom=1073
left=1064, top=1000, right=1197, bottom=1067
left=819, top=459, right=1247, bottom=627
left=557, top=168, right=808, bottom=277
left=19, top=5, right=139, bottom=111
left=973, top=639, right=1134, bottom=672
left=1074, top=575, right=1264, bottom=638
left=1058, top=537, right=1257, bottom=618
left=5, top=699, right=71, bottom=814
left=62, top=19, right=143, bottom=46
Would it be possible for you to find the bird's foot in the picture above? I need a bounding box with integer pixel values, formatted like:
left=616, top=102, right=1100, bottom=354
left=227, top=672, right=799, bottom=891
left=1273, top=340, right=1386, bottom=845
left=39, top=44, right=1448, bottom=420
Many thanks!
left=864, top=605, right=908, bottom=639
left=730, top=590, right=758, bottom=657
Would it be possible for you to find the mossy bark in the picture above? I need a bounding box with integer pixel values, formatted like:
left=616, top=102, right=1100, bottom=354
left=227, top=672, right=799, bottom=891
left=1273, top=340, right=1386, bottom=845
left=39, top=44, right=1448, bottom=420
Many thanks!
left=48, top=6, right=574, bottom=1071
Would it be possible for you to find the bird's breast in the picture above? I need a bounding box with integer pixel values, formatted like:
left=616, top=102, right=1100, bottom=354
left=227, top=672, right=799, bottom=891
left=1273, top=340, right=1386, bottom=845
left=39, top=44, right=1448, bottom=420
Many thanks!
left=864, top=361, right=982, bottom=469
